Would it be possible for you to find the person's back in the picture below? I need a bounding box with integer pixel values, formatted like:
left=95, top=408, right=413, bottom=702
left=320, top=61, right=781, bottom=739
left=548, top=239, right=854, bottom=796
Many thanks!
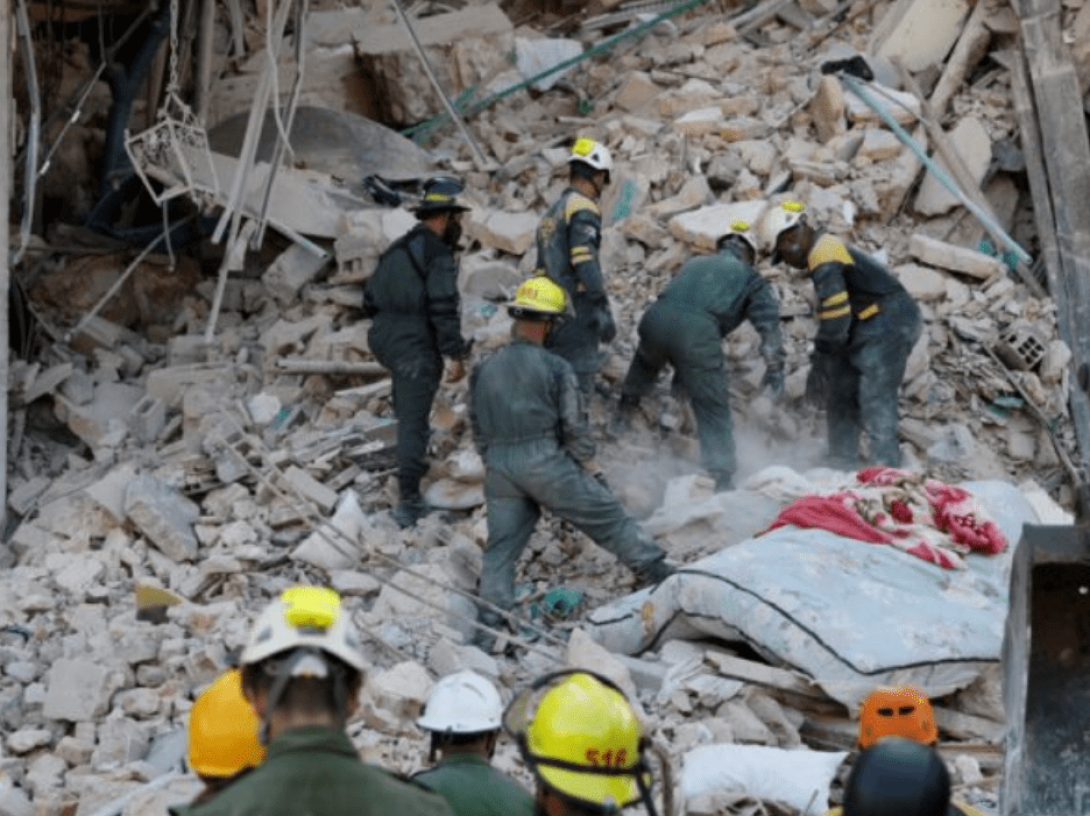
left=842, top=738, right=950, bottom=816
left=185, top=586, right=455, bottom=816
left=194, top=725, right=453, bottom=816
left=413, top=753, right=532, bottom=816
left=411, top=669, right=533, bottom=816
left=472, top=338, right=592, bottom=464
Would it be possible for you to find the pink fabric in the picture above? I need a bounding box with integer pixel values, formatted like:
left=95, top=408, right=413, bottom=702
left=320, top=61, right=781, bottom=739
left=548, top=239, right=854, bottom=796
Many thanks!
left=762, top=467, right=1008, bottom=569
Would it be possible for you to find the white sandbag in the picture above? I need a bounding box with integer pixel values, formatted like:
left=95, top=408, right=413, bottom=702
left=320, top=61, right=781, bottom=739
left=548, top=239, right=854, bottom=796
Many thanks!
left=585, top=477, right=1039, bottom=710
left=681, top=743, right=848, bottom=814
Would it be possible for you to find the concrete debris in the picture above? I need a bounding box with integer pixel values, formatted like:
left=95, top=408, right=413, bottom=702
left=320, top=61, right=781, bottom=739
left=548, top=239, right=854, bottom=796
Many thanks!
left=5, top=0, right=1087, bottom=812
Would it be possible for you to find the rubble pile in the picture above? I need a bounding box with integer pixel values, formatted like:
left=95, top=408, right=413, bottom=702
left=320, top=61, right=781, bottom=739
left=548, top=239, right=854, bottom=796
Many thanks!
left=2, top=0, right=1087, bottom=814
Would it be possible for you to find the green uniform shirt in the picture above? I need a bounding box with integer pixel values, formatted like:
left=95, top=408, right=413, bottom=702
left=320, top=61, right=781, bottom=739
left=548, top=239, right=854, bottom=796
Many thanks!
left=178, top=726, right=456, bottom=816
left=412, top=753, right=534, bottom=816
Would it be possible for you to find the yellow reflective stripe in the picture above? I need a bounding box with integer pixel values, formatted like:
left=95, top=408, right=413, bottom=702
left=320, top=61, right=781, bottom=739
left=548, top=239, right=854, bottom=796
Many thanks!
left=821, top=291, right=849, bottom=308
left=564, top=193, right=600, bottom=221
left=819, top=305, right=852, bottom=320
left=571, top=247, right=594, bottom=262
left=857, top=303, right=880, bottom=320
left=808, top=234, right=853, bottom=268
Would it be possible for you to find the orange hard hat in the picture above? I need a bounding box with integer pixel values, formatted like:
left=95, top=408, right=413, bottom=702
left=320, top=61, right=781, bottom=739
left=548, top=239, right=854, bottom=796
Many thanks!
left=858, top=686, right=937, bottom=749
left=188, top=669, right=266, bottom=778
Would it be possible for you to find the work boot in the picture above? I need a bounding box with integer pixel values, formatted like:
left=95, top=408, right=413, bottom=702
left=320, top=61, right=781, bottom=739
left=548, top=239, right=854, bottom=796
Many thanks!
left=711, top=471, right=734, bottom=492
left=634, top=558, right=676, bottom=589
left=392, top=496, right=430, bottom=529
left=609, top=397, right=639, bottom=437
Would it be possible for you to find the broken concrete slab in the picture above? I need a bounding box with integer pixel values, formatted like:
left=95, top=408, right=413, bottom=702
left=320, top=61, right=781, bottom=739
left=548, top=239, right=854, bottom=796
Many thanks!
left=914, top=116, right=993, bottom=216
left=870, top=0, right=971, bottom=73
left=467, top=209, right=538, bottom=256
left=263, top=243, right=332, bottom=306
left=667, top=200, right=769, bottom=252
left=43, top=659, right=114, bottom=722
left=909, top=233, right=1008, bottom=280
left=123, top=475, right=200, bottom=562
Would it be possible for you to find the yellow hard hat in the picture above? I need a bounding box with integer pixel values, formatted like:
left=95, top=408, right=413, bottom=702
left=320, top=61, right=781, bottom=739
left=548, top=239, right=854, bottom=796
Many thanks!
left=524, top=673, right=644, bottom=808
left=759, top=200, right=806, bottom=250
left=187, top=669, right=266, bottom=778
left=858, top=686, right=938, bottom=749
left=509, top=276, right=569, bottom=319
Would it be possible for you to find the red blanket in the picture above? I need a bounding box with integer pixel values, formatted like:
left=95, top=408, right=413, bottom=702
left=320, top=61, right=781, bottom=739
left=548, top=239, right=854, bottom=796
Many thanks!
left=761, top=467, right=1008, bottom=569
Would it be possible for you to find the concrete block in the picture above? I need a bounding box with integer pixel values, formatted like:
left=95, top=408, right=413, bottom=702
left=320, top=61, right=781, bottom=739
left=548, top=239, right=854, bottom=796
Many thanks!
left=124, top=474, right=200, bottom=562
left=468, top=209, right=538, bottom=256
left=282, top=466, right=337, bottom=512
left=856, top=128, right=903, bottom=164
left=7, top=476, right=50, bottom=516
left=43, top=659, right=112, bottom=722
left=908, top=233, right=1006, bottom=280
left=6, top=728, right=52, bottom=755
left=894, top=263, right=948, bottom=300
left=83, top=461, right=140, bottom=523
left=614, top=71, right=660, bottom=113
left=667, top=200, right=769, bottom=252
left=0, top=773, right=34, bottom=816
left=914, top=116, right=992, bottom=216
left=646, top=175, right=713, bottom=218
left=360, top=661, right=434, bottom=735
left=263, top=242, right=331, bottom=305
left=870, top=0, right=970, bottom=72
left=810, top=75, right=846, bottom=143
left=129, top=394, right=166, bottom=444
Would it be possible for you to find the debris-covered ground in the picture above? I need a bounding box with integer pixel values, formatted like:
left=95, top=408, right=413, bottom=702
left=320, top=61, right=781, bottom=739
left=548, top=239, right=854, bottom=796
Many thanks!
left=3, top=0, right=1089, bottom=814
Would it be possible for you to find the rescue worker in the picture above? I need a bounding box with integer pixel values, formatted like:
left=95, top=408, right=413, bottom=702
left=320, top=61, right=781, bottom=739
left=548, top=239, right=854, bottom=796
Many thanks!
left=175, top=668, right=266, bottom=809
left=504, top=670, right=663, bottom=816
left=182, top=585, right=455, bottom=816
left=412, top=669, right=533, bottom=816
left=821, top=687, right=990, bottom=816
left=534, top=137, right=616, bottom=399
left=363, top=176, right=472, bottom=528
left=842, top=738, right=951, bottom=816
left=761, top=201, right=922, bottom=469
left=469, top=277, right=673, bottom=650
left=614, top=220, right=785, bottom=491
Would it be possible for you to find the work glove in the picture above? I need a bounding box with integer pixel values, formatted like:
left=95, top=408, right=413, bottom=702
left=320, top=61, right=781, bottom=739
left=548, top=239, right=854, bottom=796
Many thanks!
left=761, top=364, right=785, bottom=402
left=805, top=353, right=831, bottom=407
left=597, top=305, right=617, bottom=344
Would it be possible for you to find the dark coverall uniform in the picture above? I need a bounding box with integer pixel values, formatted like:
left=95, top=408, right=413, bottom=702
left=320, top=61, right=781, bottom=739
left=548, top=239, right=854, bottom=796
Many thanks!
left=619, top=246, right=784, bottom=485
left=534, top=188, right=615, bottom=397
left=412, top=753, right=533, bottom=816
left=363, top=223, right=468, bottom=508
left=470, top=338, right=669, bottom=635
left=178, top=726, right=455, bottom=816
left=807, top=234, right=922, bottom=468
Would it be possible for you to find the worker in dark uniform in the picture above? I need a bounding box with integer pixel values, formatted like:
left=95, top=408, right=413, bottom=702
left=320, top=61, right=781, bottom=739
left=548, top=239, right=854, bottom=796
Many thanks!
left=761, top=201, right=922, bottom=469
left=469, top=277, right=673, bottom=650
left=534, top=137, right=616, bottom=399
left=842, top=738, right=952, bottom=816
left=180, top=586, right=455, bottom=816
left=412, top=670, right=533, bottom=816
left=363, top=177, right=472, bottom=528
left=613, top=220, right=785, bottom=492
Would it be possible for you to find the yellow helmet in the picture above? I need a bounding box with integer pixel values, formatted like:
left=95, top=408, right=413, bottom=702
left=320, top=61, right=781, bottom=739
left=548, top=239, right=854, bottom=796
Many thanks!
left=523, top=672, right=645, bottom=808
left=509, top=276, right=569, bottom=319
left=858, top=686, right=938, bottom=749
left=759, top=200, right=806, bottom=251
left=187, top=669, right=266, bottom=778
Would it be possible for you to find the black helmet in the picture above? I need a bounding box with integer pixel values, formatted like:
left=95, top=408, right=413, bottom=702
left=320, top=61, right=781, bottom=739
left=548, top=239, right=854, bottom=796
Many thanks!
left=414, top=176, right=471, bottom=217
left=843, top=738, right=952, bottom=816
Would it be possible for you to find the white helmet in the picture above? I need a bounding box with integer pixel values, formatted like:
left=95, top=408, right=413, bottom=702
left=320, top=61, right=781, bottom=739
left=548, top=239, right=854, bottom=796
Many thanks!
left=720, top=219, right=759, bottom=255
left=241, top=586, right=366, bottom=674
left=759, top=200, right=806, bottom=251
left=417, top=669, right=503, bottom=734
left=569, top=137, right=612, bottom=173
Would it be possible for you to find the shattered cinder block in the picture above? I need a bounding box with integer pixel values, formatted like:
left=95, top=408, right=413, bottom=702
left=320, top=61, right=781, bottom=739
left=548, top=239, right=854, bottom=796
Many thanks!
left=124, top=474, right=200, bottom=562
left=43, top=659, right=113, bottom=722
left=359, top=661, right=434, bottom=735
left=129, top=394, right=166, bottom=444
left=467, top=210, right=538, bottom=256
left=263, top=243, right=331, bottom=305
